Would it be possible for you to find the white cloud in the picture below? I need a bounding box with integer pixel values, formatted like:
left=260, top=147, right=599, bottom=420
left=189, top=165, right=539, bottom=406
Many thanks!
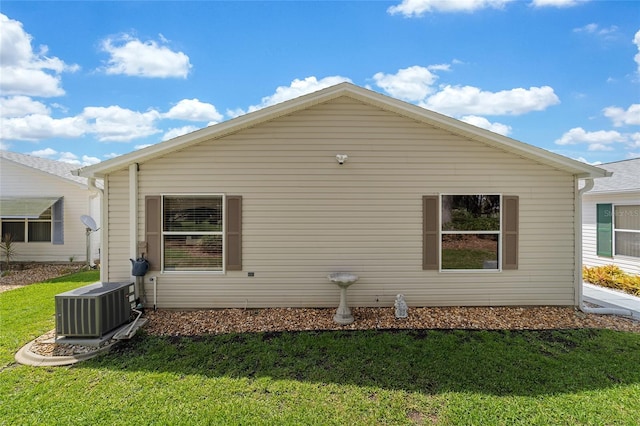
left=225, top=108, right=248, bottom=119
left=388, top=0, right=513, bottom=16
left=29, top=148, right=101, bottom=166
left=533, top=0, right=587, bottom=8
left=29, top=148, right=58, bottom=158
left=0, top=114, right=87, bottom=141
left=588, top=143, right=614, bottom=151
left=628, top=132, right=640, bottom=148
left=101, top=34, right=191, bottom=78
left=603, top=104, right=640, bottom=127
left=0, top=96, right=50, bottom=117
left=0, top=96, right=219, bottom=144
left=104, top=152, right=121, bottom=159
left=422, top=85, right=560, bottom=116
left=81, top=106, right=162, bottom=142
left=634, top=30, right=640, bottom=74
left=0, top=14, right=79, bottom=97
left=164, top=99, right=223, bottom=122
left=134, top=143, right=155, bottom=150
left=245, top=76, right=352, bottom=113
left=555, top=127, right=626, bottom=152
left=573, top=23, right=619, bottom=41
left=1, top=105, right=162, bottom=143
left=459, top=115, right=512, bottom=136
left=80, top=155, right=101, bottom=165
left=372, top=66, right=438, bottom=102
left=162, top=125, right=200, bottom=141
left=574, top=156, right=602, bottom=165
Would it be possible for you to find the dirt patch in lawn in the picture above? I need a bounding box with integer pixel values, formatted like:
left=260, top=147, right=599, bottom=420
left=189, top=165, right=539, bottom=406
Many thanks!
left=0, top=263, right=87, bottom=293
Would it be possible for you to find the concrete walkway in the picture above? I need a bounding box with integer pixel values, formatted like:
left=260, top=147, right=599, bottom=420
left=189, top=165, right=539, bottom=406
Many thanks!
left=583, top=283, right=640, bottom=319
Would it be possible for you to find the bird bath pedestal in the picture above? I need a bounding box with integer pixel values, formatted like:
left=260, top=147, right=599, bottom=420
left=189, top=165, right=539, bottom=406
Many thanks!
left=327, top=273, right=359, bottom=325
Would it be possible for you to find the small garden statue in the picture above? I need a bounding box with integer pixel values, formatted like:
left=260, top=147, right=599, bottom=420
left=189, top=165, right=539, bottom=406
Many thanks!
left=394, top=294, right=408, bottom=319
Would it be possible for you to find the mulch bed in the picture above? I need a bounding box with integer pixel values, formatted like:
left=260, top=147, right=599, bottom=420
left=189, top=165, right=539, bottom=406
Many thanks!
left=143, top=305, right=640, bottom=337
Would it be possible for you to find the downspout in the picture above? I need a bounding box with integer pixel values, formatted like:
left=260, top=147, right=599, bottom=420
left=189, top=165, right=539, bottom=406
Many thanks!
left=129, top=163, right=140, bottom=298
left=576, top=178, right=633, bottom=316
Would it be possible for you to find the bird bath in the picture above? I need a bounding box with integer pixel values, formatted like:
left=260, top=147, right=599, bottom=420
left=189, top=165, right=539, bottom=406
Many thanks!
left=327, top=272, right=359, bottom=325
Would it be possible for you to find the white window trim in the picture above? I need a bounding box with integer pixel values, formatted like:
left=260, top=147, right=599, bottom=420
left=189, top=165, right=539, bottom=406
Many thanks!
left=161, top=193, right=226, bottom=274
left=1, top=212, right=53, bottom=243
left=439, top=193, right=503, bottom=273
left=612, top=204, right=640, bottom=259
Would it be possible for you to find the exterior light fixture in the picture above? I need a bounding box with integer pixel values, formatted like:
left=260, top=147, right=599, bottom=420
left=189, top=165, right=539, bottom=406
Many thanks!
left=336, top=154, right=348, bottom=165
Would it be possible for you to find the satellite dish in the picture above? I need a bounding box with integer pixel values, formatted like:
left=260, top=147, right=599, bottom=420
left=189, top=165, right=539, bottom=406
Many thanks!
left=80, top=215, right=99, bottom=231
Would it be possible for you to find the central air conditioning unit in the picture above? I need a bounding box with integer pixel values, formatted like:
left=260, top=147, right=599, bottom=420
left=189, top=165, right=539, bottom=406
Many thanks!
left=55, top=282, right=135, bottom=338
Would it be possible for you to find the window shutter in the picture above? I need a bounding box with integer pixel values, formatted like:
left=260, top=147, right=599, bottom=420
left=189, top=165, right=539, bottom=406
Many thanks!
left=52, top=198, right=64, bottom=245
left=145, top=196, right=161, bottom=270
left=226, top=195, right=242, bottom=271
left=502, top=195, right=519, bottom=270
left=596, top=203, right=613, bottom=257
left=423, top=195, right=439, bottom=270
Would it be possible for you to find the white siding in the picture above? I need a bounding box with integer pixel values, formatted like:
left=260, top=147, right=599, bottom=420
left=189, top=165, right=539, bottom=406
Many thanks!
left=582, top=192, right=640, bottom=275
left=106, top=97, right=578, bottom=308
left=0, top=159, right=98, bottom=262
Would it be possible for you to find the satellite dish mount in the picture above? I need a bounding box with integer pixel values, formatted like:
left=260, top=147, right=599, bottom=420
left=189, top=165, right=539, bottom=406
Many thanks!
left=80, top=215, right=100, bottom=268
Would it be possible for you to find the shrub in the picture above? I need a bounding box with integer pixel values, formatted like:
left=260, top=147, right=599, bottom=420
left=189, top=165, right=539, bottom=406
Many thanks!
left=583, top=265, right=640, bottom=296
left=0, top=233, right=17, bottom=271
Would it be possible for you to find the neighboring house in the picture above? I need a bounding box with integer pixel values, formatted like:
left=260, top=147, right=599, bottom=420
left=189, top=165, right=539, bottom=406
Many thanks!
left=582, top=158, right=640, bottom=275
left=0, top=150, right=102, bottom=264
left=77, top=83, right=608, bottom=309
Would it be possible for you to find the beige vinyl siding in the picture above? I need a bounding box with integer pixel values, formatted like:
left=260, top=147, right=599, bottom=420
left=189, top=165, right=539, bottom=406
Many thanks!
left=0, top=159, right=97, bottom=262
left=107, top=97, right=577, bottom=308
left=583, top=193, right=640, bottom=275
left=105, top=170, right=131, bottom=282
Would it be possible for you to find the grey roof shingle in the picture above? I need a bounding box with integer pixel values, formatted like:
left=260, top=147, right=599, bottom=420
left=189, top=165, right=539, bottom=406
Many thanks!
left=0, top=150, right=89, bottom=186
left=590, top=158, right=640, bottom=194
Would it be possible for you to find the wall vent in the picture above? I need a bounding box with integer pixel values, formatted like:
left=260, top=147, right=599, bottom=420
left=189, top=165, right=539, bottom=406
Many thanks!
left=55, top=282, right=134, bottom=337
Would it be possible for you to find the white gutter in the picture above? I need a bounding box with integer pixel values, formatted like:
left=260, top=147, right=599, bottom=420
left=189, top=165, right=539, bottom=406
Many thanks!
left=88, top=177, right=103, bottom=196
left=576, top=178, right=633, bottom=317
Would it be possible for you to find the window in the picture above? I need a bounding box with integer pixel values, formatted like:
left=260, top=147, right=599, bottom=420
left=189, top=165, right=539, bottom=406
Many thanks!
left=441, top=195, right=500, bottom=270
left=162, top=195, right=224, bottom=271
left=0, top=198, right=63, bottom=244
left=599, top=204, right=640, bottom=258
left=614, top=205, right=640, bottom=258
left=423, top=194, right=518, bottom=271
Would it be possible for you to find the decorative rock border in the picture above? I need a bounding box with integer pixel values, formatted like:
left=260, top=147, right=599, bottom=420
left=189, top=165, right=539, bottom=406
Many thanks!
left=15, top=339, right=119, bottom=367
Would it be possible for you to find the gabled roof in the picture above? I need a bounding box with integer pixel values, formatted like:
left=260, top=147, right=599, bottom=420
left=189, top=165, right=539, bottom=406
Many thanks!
left=76, top=82, right=609, bottom=179
left=0, top=150, right=99, bottom=188
left=589, top=158, right=640, bottom=194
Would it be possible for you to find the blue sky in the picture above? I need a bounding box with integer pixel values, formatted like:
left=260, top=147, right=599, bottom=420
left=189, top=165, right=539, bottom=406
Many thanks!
left=1, top=0, right=639, bottom=167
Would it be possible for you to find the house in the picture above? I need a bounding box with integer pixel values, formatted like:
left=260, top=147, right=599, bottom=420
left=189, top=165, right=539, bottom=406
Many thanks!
left=582, top=158, right=640, bottom=275
left=77, top=83, right=608, bottom=309
left=0, top=150, right=102, bottom=264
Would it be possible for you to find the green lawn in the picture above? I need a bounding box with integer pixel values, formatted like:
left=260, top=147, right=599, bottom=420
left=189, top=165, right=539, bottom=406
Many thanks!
left=1, top=272, right=640, bottom=425
left=442, top=248, right=496, bottom=269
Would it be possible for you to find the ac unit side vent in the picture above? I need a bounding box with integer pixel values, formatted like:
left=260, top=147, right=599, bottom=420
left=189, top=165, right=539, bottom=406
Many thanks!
left=55, top=282, right=133, bottom=338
